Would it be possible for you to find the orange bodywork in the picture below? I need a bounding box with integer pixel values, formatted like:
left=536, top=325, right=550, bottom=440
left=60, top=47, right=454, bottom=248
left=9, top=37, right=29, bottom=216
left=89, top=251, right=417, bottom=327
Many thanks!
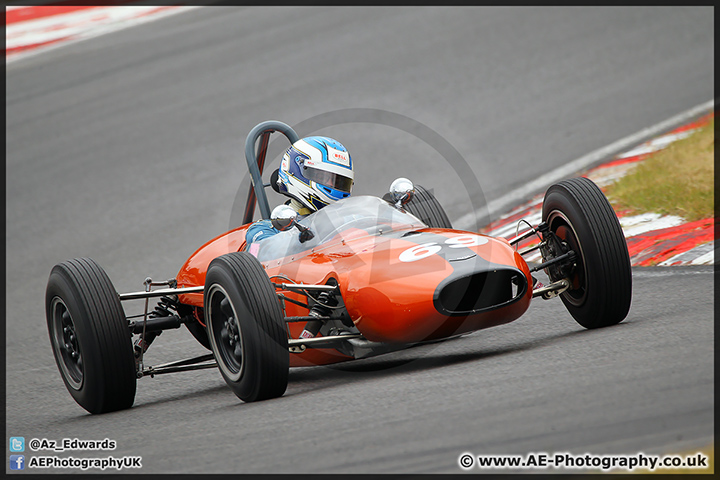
left=176, top=223, right=532, bottom=367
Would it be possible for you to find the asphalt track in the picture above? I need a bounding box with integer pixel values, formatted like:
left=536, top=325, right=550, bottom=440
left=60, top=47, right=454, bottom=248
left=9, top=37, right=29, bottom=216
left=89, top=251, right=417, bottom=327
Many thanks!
left=5, top=6, right=715, bottom=474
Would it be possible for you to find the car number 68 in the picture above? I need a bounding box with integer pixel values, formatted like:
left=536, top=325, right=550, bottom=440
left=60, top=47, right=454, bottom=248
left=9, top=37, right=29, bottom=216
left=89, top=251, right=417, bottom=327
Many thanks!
left=399, top=234, right=488, bottom=263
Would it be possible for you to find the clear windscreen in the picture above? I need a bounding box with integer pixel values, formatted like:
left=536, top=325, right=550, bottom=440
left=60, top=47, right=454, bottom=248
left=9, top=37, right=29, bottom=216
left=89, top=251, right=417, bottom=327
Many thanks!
left=254, top=196, right=426, bottom=263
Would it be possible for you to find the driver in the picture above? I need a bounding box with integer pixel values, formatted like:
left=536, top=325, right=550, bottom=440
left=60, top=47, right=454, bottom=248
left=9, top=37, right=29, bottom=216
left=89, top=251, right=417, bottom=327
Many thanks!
left=245, top=136, right=354, bottom=256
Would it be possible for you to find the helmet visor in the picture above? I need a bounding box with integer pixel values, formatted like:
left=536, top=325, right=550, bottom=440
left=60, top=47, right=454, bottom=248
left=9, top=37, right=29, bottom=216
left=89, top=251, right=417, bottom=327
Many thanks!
left=303, top=167, right=353, bottom=193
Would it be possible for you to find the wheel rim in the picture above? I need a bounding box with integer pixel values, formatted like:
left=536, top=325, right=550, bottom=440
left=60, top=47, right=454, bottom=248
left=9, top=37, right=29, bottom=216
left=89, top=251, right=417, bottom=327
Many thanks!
left=546, top=210, right=587, bottom=306
left=207, top=285, right=245, bottom=382
left=50, top=297, right=83, bottom=390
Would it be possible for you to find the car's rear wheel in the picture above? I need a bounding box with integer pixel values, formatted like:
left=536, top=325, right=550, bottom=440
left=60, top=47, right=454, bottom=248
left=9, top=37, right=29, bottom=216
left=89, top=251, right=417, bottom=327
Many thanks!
left=205, top=252, right=289, bottom=402
left=541, top=177, right=632, bottom=329
left=45, top=258, right=137, bottom=414
left=403, top=184, right=453, bottom=229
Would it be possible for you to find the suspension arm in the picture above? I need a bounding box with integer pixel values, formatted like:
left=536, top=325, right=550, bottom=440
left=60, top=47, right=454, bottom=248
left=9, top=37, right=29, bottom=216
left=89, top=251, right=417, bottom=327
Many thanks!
left=119, top=286, right=204, bottom=301
left=128, top=315, right=195, bottom=334
left=274, top=283, right=338, bottom=292
left=529, top=250, right=576, bottom=273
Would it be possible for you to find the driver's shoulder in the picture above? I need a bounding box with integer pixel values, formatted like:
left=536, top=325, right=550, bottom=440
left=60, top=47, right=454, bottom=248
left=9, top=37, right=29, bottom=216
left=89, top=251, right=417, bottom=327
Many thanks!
left=246, top=219, right=277, bottom=244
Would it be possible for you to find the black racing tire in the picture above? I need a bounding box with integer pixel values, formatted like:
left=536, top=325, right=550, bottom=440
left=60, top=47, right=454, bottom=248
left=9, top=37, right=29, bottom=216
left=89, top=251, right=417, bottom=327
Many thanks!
left=204, top=252, right=289, bottom=402
left=402, top=185, right=453, bottom=229
left=45, top=258, right=137, bottom=414
left=541, top=177, right=632, bottom=329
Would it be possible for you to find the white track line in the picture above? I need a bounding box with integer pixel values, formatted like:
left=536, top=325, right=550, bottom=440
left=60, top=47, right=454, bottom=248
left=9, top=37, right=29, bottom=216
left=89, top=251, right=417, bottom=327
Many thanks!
left=632, top=268, right=713, bottom=278
left=454, top=99, right=715, bottom=230
left=616, top=130, right=695, bottom=159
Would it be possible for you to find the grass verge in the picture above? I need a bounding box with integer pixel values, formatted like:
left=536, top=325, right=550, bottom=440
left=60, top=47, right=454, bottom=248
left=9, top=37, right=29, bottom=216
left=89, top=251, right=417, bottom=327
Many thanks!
left=605, top=116, right=714, bottom=222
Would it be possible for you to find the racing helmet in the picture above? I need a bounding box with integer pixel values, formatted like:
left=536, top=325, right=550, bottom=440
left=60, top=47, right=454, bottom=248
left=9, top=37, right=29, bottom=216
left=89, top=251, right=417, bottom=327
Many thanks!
left=276, top=136, right=354, bottom=212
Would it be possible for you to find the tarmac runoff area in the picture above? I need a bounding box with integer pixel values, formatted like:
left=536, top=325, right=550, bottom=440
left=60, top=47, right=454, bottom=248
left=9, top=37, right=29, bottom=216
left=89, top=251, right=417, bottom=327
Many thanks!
left=6, top=5, right=715, bottom=268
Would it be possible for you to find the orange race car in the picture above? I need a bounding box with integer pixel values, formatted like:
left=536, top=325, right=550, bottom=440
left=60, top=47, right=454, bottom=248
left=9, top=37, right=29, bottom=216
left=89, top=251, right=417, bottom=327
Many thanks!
left=45, top=121, right=632, bottom=414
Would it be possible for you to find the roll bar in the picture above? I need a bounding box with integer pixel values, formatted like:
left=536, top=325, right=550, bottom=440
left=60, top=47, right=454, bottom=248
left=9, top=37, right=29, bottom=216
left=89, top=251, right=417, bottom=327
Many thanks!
left=243, top=121, right=300, bottom=224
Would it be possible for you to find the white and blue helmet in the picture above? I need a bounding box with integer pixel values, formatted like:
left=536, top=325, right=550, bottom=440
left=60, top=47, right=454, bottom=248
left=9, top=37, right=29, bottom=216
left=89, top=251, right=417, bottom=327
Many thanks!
left=277, top=136, right=354, bottom=212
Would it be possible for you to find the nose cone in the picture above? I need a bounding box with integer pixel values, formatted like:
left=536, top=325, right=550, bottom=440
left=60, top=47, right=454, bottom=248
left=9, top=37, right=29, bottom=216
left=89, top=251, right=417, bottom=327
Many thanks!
left=434, top=265, right=528, bottom=316
left=340, top=229, right=531, bottom=343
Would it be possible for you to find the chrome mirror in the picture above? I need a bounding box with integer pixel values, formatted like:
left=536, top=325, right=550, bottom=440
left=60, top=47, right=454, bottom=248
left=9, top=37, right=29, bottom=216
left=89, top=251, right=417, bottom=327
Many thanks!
left=270, top=205, right=298, bottom=231
left=389, top=177, right=415, bottom=207
left=270, top=204, right=314, bottom=243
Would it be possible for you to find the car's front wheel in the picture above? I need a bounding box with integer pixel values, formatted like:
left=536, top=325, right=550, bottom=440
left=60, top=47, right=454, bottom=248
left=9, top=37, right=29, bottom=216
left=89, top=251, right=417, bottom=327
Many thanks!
left=541, top=177, right=632, bottom=329
left=204, top=252, right=289, bottom=402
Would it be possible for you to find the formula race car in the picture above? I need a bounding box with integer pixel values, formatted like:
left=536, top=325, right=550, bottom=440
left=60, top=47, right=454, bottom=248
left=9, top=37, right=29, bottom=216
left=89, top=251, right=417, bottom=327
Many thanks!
left=45, top=121, right=632, bottom=414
